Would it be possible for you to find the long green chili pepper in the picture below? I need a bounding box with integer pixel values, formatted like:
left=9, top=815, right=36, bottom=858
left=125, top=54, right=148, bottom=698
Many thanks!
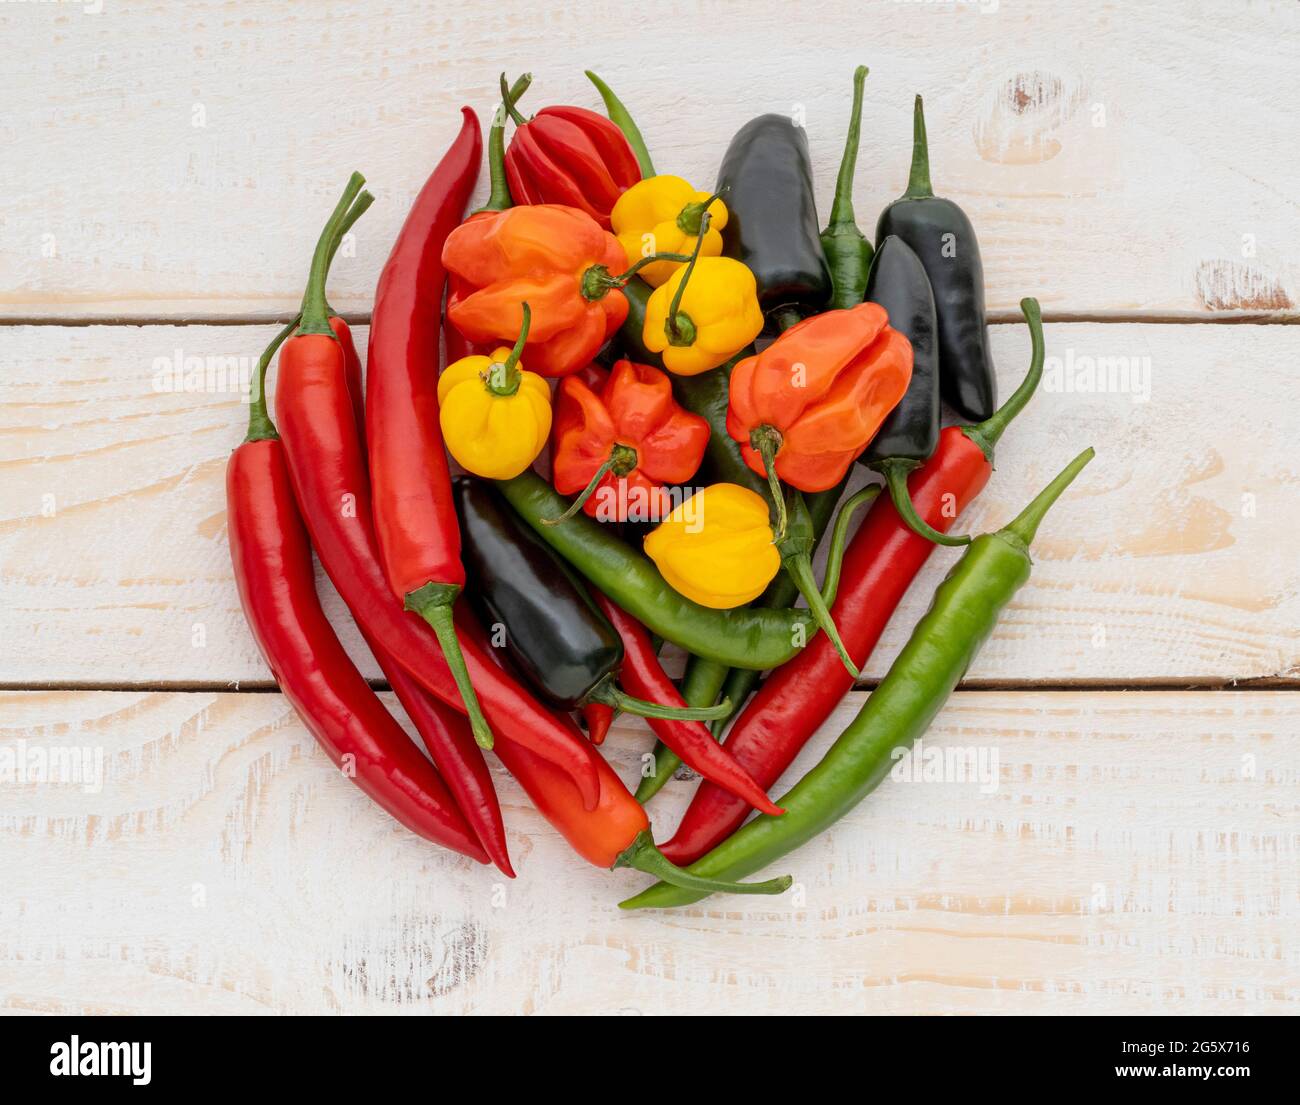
left=820, top=65, right=873, bottom=310
left=586, top=70, right=655, bottom=178
left=496, top=472, right=834, bottom=671
left=620, top=446, right=1096, bottom=910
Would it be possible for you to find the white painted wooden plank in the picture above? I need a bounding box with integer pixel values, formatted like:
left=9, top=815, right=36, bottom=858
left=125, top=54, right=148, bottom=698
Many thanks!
left=3, top=0, right=1297, bottom=318
left=1, top=688, right=1294, bottom=1015
left=3, top=321, right=1297, bottom=685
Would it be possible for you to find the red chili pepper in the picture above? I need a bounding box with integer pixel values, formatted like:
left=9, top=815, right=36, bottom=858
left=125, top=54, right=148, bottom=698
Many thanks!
left=548, top=359, right=710, bottom=523
left=362, top=630, right=513, bottom=876
left=275, top=173, right=602, bottom=809
left=227, top=323, right=486, bottom=863
left=366, top=108, right=495, bottom=746
left=593, top=592, right=783, bottom=817
left=500, top=75, right=640, bottom=228
left=658, top=297, right=1048, bottom=864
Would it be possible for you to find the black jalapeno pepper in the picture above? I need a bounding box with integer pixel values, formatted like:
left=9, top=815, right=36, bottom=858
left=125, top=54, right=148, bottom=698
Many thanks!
left=857, top=235, right=966, bottom=546
left=453, top=478, right=730, bottom=724
left=715, top=113, right=831, bottom=330
left=876, top=95, right=996, bottom=421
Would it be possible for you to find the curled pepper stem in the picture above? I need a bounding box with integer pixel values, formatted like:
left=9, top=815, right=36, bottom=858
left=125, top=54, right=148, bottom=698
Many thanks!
left=664, top=194, right=721, bottom=345
left=820, top=484, right=881, bottom=609
left=904, top=94, right=934, bottom=200
left=963, top=296, right=1044, bottom=460
left=589, top=679, right=733, bottom=722
left=485, top=302, right=531, bottom=396
left=827, top=65, right=869, bottom=231
left=749, top=425, right=788, bottom=542
left=542, top=443, right=638, bottom=525
left=585, top=70, right=655, bottom=177
left=1001, top=446, right=1095, bottom=551
left=580, top=253, right=693, bottom=301
left=614, top=830, right=791, bottom=898
left=405, top=583, right=494, bottom=750
left=244, top=316, right=302, bottom=443
left=877, top=457, right=971, bottom=546
left=299, top=172, right=366, bottom=336
left=499, top=72, right=529, bottom=127
left=479, top=73, right=531, bottom=214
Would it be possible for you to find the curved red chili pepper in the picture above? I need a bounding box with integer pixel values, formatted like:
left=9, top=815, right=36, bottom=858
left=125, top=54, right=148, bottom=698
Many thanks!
left=366, top=107, right=493, bottom=746
left=592, top=592, right=783, bottom=817
left=658, top=426, right=989, bottom=864
left=276, top=175, right=602, bottom=809
left=582, top=702, right=615, bottom=746
left=227, top=332, right=486, bottom=862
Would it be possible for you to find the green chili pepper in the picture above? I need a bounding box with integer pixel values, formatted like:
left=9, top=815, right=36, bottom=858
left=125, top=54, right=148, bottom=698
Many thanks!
left=585, top=70, right=655, bottom=178
left=496, top=472, right=836, bottom=671
left=620, top=446, right=1096, bottom=910
left=820, top=65, right=873, bottom=310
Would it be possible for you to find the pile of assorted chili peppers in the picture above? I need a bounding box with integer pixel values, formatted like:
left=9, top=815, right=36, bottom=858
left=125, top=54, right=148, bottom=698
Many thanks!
left=227, top=67, right=1094, bottom=908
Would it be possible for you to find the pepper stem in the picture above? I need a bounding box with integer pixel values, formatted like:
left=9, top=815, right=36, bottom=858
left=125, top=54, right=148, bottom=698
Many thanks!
left=244, top=316, right=301, bottom=443
left=478, top=73, right=531, bottom=214
left=665, top=196, right=719, bottom=344
left=486, top=303, right=531, bottom=396
left=903, top=94, right=934, bottom=200
left=1001, top=447, right=1095, bottom=550
left=499, top=72, right=528, bottom=127
left=877, top=457, right=971, bottom=546
left=820, top=485, right=880, bottom=609
left=323, top=189, right=374, bottom=318
left=963, top=297, right=1044, bottom=460
left=542, top=443, right=638, bottom=525
left=585, top=70, right=655, bottom=177
left=827, top=65, right=869, bottom=229
left=750, top=426, right=788, bottom=542
left=589, top=680, right=732, bottom=722
left=299, top=172, right=365, bottom=336
left=404, top=583, right=494, bottom=749
left=782, top=549, right=859, bottom=679
left=580, top=253, right=694, bottom=301
left=614, top=830, right=791, bottom=897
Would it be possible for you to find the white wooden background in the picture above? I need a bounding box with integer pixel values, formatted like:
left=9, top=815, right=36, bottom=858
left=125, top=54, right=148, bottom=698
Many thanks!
left=2, top=0, right=1297, bottom=1015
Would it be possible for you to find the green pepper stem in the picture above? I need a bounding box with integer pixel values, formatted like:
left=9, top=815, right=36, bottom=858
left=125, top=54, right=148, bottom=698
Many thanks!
left=827, top=65, right=869, bottom=230
left=585, top=70, right=655, bottom=177
left=963, top=296, right=1044, bottom=460
left=877, top=458, right=971, bottom=546
left=542, top=443, right=637, bottom=525
left=665, top=195, right=719, bottom=343
left=750, top=426, right=788, bottom=542
left=405, top=583, right=494, bottom=749
left=486, top=303, right=531, bottom=396
left=478, top=74, right=531, bottom=214
left=320, top=190, right=374, bottom=319
left=590, top=680, right=732, bottom=722
left=782, top=551, right=858, bottom=678
left=244, top=316, right=302, bottom=443
left=903, top=94, right=934, bottom=200
left=581, top=253, right=694, bottom=301
left=614, top=830, right=791, bottom=898
left=819, top=485, right=880, bottom=609
left=499, top=72, right=528, bottom=127
left=1001, top=446, right=1094, bottom=550
left=770, top=305, right=804, bottom=333
left=299, top=172, right=365, bottom=335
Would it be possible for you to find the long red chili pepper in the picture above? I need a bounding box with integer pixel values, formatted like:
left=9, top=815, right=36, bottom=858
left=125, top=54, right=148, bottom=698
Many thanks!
left=227, top=322, right=486, bottom=863
left=593, top=592, right=784, bottom=817
left=659, top=298, right=1046, bottom=865
left=366, top=108, right=492, bottom=746
left=275, top=173, right=602, bottom=808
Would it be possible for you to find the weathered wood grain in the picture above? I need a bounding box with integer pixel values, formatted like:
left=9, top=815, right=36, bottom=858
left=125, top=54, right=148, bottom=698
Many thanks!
left=3, top=321, right=1298, bottom=686
left=3, top=0, right=1297, bottom=318
left=1, top=688, right=1294, bottom=1015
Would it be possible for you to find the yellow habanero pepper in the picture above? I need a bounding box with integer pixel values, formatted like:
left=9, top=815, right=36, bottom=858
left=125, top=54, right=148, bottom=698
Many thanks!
left=611, top=176, right=728, bottom=288
left=644, top=484, right=780, bottom=609
left=643, top=253, right=764, bottom=376
left=437, top=304, right=551, bottom=480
